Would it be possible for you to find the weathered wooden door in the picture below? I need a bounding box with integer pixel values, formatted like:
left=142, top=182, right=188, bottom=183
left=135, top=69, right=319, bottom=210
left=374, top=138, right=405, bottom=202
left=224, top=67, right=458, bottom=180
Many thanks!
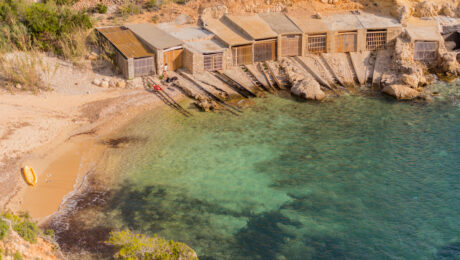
left=163, top=49, right=183, bottom=71
left=254, top=40, right=276, bottom=62
left=281, top=35, right=301, bottom=57
left=337, top=32, right=357, bottom=52
left=232, top=45, right=253, bottom=66
left=204, top=53, right=223, bottom=71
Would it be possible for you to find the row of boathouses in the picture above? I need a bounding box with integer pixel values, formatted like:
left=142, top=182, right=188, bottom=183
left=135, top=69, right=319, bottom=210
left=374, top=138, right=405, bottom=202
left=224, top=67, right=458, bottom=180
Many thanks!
left=96, top=11, right=448, bottom=79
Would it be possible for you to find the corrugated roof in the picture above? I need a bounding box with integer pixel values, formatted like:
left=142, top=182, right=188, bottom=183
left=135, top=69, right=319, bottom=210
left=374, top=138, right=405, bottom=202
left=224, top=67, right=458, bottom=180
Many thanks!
left=287, top=15, right=329, bottom=34
left=125, top=23, right=183, bottom=50
left=259, top=13, right=301, bottom=34
left=356, top=12, right=401, bottom=29
left=157, top=23, right=214, bottom=42
left=204, top=18, right=253, bottom=46
left=185, top=39, right=226, bottom=54
left=225, top=15, right=278, bottom=40
left=97, top=27, right=154, bottom=58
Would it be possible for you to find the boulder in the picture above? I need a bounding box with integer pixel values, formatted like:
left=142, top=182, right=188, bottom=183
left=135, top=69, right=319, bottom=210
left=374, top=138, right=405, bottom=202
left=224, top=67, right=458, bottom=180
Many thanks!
left=414, top=1, right=440, bottom=17
left=291, top=80, right=326, bottom=101
left=116, top=81, right=126, bottom=88
left=441, top=52, right=460, bottom=75
left=92, top=79, right=101, bottom=86
left=441, top=2, right=456, bottom=17
left=15, top=83, right=22, bottom=89
left=280, top=58, right=325, bottom=101
left=382, top=84, right=419, bottom=100
left=100, top=81, right=109, bottom=88
left=401, top=73, right=419, bottom=88
left=391, top=4, right=411, bottom=23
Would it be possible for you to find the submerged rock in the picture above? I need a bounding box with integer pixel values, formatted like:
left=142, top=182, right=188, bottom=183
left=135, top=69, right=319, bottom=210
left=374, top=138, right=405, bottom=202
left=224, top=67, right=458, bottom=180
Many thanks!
left=382, top=84, right=420, bottom=100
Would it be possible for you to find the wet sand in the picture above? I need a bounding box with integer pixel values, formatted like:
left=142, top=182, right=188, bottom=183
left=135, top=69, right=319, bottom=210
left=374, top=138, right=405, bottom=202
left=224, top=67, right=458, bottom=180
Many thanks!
left=1, top=86, right=185, bottom=221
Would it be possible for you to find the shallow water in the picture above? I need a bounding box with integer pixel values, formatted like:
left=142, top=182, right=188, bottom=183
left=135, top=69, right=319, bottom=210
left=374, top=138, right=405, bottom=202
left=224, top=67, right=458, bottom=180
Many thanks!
left=71, top=87, right=459, bottom=259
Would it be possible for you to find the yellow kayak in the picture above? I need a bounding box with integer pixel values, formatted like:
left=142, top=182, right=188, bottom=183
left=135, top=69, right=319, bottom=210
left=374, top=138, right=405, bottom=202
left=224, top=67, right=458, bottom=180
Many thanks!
left=22, top=166, right=37, bottom=186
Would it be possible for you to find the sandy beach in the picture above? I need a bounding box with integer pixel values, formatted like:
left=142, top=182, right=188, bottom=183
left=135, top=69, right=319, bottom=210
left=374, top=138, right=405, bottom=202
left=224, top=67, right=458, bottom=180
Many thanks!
left=0, top=56, right=184, bottom=220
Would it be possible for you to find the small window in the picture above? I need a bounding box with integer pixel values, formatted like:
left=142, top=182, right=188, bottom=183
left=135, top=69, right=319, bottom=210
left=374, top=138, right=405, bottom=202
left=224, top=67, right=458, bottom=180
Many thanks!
left=366, top=30, right=387, bottom=51
left=204, top=53, right=223, bottom=71
left=308, top=34, right=327, bottom=54
left=414, top=41, right=438, bottom=61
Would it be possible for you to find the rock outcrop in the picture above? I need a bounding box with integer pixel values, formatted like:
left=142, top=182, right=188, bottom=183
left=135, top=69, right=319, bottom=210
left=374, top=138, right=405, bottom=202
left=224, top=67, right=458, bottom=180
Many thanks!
left=280, top=58, right=325, bottom=101
left=440, top=52, right=460, bottom=76
left=382, top=84, right=420, bottom=100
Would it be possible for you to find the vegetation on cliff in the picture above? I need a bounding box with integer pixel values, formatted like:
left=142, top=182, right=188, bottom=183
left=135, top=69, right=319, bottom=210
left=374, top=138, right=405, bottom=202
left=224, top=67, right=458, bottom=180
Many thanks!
left=0, top=0, right=92, bottom=57
left=0, top=212, right=59, bottom=259
left=107, top=230, right=198, bottom=260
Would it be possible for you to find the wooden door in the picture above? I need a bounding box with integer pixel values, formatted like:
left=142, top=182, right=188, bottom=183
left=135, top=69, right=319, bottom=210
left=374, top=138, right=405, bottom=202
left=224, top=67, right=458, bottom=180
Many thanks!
left=281, top=35, right=301, bottom=57
left=254, top=40, right=276, bottom=62
left=337, top=32, right=357, bottom=52
left=163, top=49, right=183, bottom=71
left=232, top=45, right=253, bottom=66
left=204, top=53, right=223, bottom=71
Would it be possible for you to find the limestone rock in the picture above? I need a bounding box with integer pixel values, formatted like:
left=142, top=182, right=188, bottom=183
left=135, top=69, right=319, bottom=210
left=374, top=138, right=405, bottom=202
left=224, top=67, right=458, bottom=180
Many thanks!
left=382, top=84, right=420, bottom=100
left=92, top=79, right=101, bottom=86
left=87, top=52, right=98, bottom=61
left=195, top=99, right=218, bottom=112
left=401, top=73, right=419, bottom=88
left=116, top=81, right=126, bottom=88
left=391, top=4, right=411, bottom=23
left=413, top=1, right=440, bottom=17
left=280, top=58, right=325, bottom=101
left=441, top=52, right=460, bottom=76
left=441, top=2, right=456, bottom=17
left=100, top=81, right=109, bottom=88
left=291, top=80, right=326, bottom=101
left=15, top=83, right=22, bottom=89
left=200, top=5, right=228, bottom=25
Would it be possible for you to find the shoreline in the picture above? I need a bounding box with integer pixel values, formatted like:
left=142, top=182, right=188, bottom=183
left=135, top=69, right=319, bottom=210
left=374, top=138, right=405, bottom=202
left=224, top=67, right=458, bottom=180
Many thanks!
left=1, top=86, right=185, bottom=221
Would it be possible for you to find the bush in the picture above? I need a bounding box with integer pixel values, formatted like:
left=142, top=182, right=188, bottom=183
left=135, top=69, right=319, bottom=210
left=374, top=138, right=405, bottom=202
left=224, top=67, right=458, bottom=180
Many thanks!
left=0, top=219, right=9, bottom=240
left=0, top=0, right=92, bottom=57
left=2, top=212, right=40, bottom=244
left=119, top=1, right=141, bottom=17
left=96, top=3, right=107, bottom=14
left=145, top=0, right=157, bottom=10
left=0, top=52, right=57, bottom=92
left=13, top=252, right=23, bottom=260
left=107, top=230, right=197, bottom=260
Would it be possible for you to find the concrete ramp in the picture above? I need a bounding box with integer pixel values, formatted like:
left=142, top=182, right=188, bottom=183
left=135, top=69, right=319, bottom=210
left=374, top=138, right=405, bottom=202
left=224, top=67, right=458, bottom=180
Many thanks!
left=296, top=56, right=334, bottom=89
left=245, top=64, right=270, bottom=89
left=349, top=51, right=372, bottom=85
left=372, top=50, right=392, bottom=88
left=193, top=72, right=241, bottom=99
left=321, top=53, right=356, bottom=86
left=223, top=68, right=257, bottom=92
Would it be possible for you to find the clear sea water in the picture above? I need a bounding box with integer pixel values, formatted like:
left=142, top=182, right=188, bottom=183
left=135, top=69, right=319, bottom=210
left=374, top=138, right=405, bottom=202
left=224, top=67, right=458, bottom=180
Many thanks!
left=64, top=83, right=460, bottom=259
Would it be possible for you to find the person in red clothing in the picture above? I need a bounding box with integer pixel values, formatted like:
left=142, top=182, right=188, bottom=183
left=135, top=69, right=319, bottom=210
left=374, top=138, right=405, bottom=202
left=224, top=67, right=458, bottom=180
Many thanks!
left=153, top=84, right=162, bottom=91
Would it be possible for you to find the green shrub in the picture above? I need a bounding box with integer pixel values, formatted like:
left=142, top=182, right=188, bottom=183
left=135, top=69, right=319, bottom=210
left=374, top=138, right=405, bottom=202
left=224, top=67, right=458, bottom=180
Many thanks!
left=13, top=252, right=23, bottom=260
left=0, top=219, right=9, bottom=240
left=119, top=1, right=141, bottom=17
left=0, top=0, right=92, bottom=57
left=96, top=3, right=107, bottom=14
left=13, top=220, right=40, bottom=243
left=145, top=0, right=157, bottom=10
left=2, top=212, right=40, bottom=244
left=107, top=230, right=197, bottom=260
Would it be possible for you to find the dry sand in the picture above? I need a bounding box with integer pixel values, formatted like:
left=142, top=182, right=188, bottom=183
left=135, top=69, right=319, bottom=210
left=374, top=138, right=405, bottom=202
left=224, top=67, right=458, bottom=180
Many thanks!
left=0, top=56, right=185, bottom=220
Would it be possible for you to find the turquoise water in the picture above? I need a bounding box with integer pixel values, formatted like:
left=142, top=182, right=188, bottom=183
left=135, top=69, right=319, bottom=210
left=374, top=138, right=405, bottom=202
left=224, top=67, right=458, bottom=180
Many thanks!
left=98, top=90, right=459, bottom=259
